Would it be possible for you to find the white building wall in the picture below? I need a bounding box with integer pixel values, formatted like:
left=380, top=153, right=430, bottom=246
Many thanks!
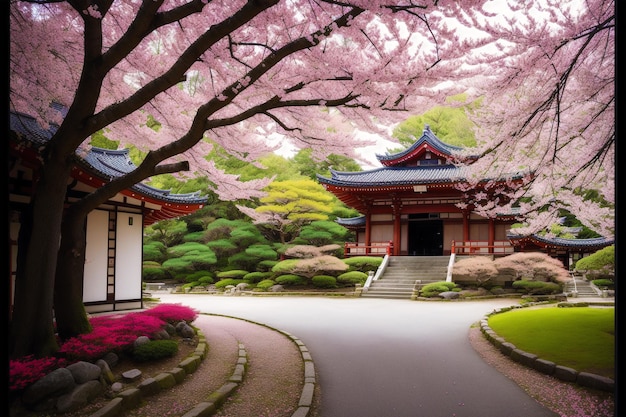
left=115, top=212, right=143, bottom=301
left=83, top=210, right=109, bottom=303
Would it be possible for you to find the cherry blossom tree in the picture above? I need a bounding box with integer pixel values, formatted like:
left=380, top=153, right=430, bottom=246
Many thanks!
left=450, top=0, right=615, bottom=238
left=9, top=0, right=482, bottom=358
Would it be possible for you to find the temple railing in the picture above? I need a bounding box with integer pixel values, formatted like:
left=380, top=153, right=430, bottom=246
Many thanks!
left=344, top=241, right=393, bottom=257
left=451, top=240, right=514, bottom=256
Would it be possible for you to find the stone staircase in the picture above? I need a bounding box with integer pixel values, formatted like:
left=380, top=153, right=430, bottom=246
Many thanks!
left=563, top=277, right=602, bottom=298
left=361, top=256, right=450, bottom=299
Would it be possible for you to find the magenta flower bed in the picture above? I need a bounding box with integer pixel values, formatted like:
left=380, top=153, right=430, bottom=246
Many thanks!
left=9, top=303, right=198, bottom=393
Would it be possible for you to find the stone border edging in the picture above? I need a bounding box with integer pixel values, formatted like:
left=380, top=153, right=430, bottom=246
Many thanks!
left=479, top=303, right=614, bottom=393
left=88, top=328, right=211, bottom=417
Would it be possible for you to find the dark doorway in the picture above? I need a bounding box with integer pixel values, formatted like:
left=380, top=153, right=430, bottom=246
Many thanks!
left=408, top=215, right=443, bottom=256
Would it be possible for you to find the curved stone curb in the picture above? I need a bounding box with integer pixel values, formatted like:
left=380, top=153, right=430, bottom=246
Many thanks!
left=88, top=329, right=211, bottom=417
left=180, top=342, right=248, bottom=417
left=479, top=304, right=614, bottom=393
left=202, top=314, right=316, bottom=417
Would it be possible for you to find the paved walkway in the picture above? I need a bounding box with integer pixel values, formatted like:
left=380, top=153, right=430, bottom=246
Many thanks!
left=156, top=294, right=566, bottom=417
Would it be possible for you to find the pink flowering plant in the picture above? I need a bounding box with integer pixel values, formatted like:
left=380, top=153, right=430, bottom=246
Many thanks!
left=9, top=303, right=198, bottom=394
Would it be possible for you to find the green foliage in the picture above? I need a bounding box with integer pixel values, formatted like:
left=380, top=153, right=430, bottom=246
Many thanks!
left=243, top=271, right=273, bottom=283
left=392, top=102, right=478, bottom=149
left=142, top=264, right=169, bottom=281
left=216, top=270, right=249, bottom=279
left=214, top=278, right=243, bottom=288
left=420, top=281, right=459, bottom=298
left=163, top=242, right=217, bottom=272
left=258, top=260, right=279, bottom=272
left=311, top=275, right=337, bottom=288
left=274, top=274, right=306, bottom=286
left=253, top=179, right=336, bottom=243
left=294, top=220, right=351, bottom=246
left=336, top=271, right=368, bottom=286
left=271, top=259, right=300, bottom=274
left=185, top=271, right=215, bottom=284
left=591, top=279, right=614, bottom=289
left=575, top=245, right=614, bottom=272
left=143, top=241, right=167, bottom=263
left=183, top=231, right=206, bottom=242
left=342, top=256, right=383, bottom=272
left=245, top=244, right=279, bottom=260
left=255, top=279, right=276, bottom=290
left=144, top=219, right=188, bottom=248
left=132, top=340, right=179, bottom=362
left=511, top=280, right=562, bottom=295
left=205, top=239, right=240, bottom=258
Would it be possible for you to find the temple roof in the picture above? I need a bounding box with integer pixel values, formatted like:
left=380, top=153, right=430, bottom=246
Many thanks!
left=318, top=164, right=468, bottom=187
left=507, top=233, right=614, bottom=250
left=376, top=125, right=465, bottom=166
left=9, top=110, right=207, bottom=224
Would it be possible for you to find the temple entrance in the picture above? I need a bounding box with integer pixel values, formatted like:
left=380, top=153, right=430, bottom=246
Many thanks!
left=408, top=215, right=443, bottom=256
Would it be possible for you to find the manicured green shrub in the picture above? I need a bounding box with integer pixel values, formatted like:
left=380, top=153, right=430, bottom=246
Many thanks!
left=258, top=260, right=279, bottom=272
left=133, top=340, right=179, bottom=362
left=311, top=275, right=337, bottom=288
left=575, top=245, right=614, bottom=272
left=255, top=279, right=276, bottom=290
left=243, top=271, right=273, bottom=283
left=142, top=266, right=169, bottom=281
left=198, top=276, right=214, bottom=285
left=214, top=278, right=243, bottom=288
left=216, top=270, right=249, bottom=279
left=591, top=279, right=614, bottom=289
left=337, top=271, right=368, bottom=286
left=419, top=281, right=458, bottom=297
left=512, top=280, right=562, bottom=295
left=275, top=274, right=306, bottom=286
left=342, top=256, right=383, bottom=272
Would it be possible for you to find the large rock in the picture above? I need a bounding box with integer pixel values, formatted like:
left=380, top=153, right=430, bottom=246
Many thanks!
left=22, top=368, right=75, bottom=406
left=66, top=361, right=102, bottom=384
left=56, top=380, right=105, bottom=412
left=438, top=291, right=460, bottom=299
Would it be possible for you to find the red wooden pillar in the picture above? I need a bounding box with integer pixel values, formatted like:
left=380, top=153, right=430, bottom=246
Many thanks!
left=488, top=218, right=495, bottom=254
left=365, top=212, right=371, bottom=255
left=393, top=204, right=401, bottom=256
left=463, top=210, right=470, bottom=243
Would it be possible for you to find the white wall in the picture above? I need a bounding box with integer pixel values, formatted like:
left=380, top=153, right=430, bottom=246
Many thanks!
left=115, top=212, right=143, bottom=300
left=83, top=210, right=109, bottom=303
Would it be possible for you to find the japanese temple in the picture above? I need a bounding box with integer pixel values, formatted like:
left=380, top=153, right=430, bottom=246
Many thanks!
left=8, top=110, right=207, bottom=313
left=317, top=125, right=613, bottom=269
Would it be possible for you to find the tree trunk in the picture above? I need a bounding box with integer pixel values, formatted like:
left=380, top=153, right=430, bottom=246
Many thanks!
left=54, top=213, right=92, bottom=341
left=9, top=160, right=71, bottom=358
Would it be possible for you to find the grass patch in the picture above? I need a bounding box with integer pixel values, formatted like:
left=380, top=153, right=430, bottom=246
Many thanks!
left=488, top=307, right=614, bottom=379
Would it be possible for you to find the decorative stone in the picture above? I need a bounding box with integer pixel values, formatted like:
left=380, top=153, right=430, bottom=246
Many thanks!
left=122, top=369, right=142, bottom=381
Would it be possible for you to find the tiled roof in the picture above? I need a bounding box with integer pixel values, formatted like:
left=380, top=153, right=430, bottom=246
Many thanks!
left=10, top=110, right=207, bottom=206
left=376, top=125, right=463, bottom=162
left=336, top=216, right=366, bottom=227
left=81, top=148, right=206, bottom=204
left=507, top=232, right=614, bottom=249
left=318, top=165, right=469, bottom=186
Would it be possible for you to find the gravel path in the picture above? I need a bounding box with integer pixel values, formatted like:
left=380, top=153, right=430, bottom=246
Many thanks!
left=119, top=314, right=304, bottom=417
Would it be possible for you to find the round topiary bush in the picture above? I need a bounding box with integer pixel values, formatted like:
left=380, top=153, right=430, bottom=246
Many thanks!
left=133, top=340, right=179, bottom=362
left=311, top=275, right=337, bottom=288
left=337, top=270, right=368, bottom=286
left=275, top=274, right=306, bottom=286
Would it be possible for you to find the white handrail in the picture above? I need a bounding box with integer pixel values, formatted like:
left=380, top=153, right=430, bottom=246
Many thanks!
left=363, top=254, right=390, bottom=293
left=446, top=253, right=456, bottom=282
